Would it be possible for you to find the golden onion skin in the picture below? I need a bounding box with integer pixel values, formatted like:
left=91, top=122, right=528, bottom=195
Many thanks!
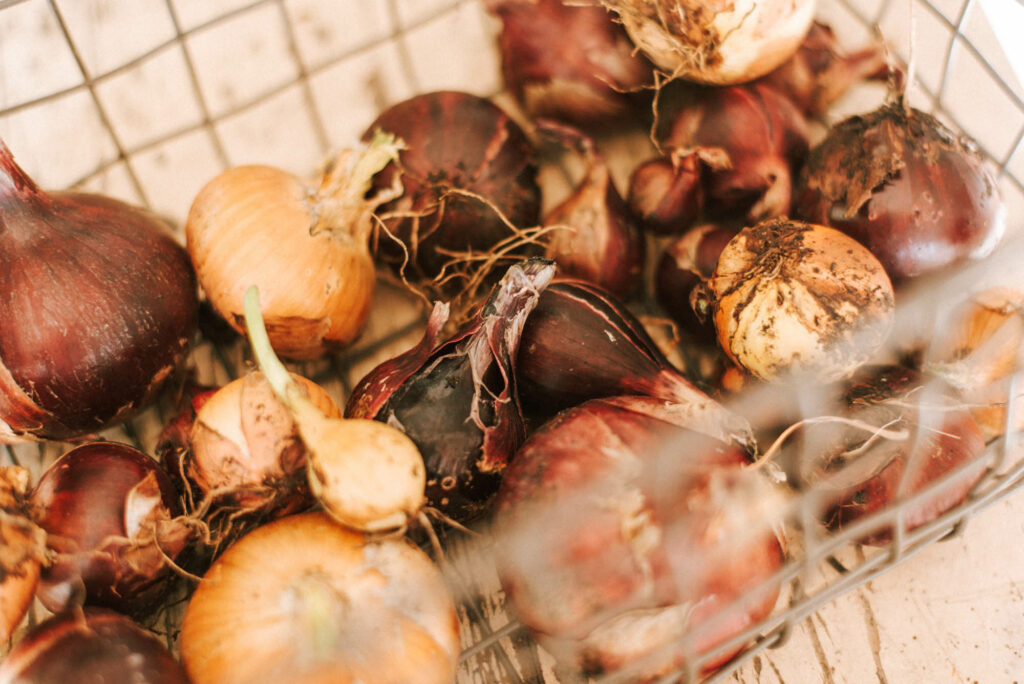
left=708, top=218, right=895, bottom=382
left=180, top=513, right=459, bottom=684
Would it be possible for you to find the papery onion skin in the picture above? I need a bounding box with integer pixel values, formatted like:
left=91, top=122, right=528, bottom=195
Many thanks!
left=188, top=371, right=342, bottom=520
left=794, top=102, right=1006, bottom=283
left=805, top=365, right=988, bottom=546
left=30, top=442, right=187, bottom=616
left=600, top=0, right=817, bottom=85
left=0, top=142, right=198, bottom=442
left=494, top=396, right=783, bottom=678
left=0, top=466, right=43, bottom=643
left=346, top=259, right=556, bottom=522
left=366, top=91, right=542, bottom=289
left=0, top=608, right=190, bottom=684
left=708, top=218, right=895, bottom=383
left=180, top=512, right=460, bottom=684
left=486, top=0, right=652, bottom=126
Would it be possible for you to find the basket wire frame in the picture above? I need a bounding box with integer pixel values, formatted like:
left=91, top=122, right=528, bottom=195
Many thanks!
left=2, top=0, right=1024, bottom=682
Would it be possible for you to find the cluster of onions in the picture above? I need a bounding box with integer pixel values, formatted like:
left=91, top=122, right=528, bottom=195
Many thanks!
left=494, top=396, right=785, bottom=679
left=649, top=81, right=811, bottom=224
left=0, top=141, right=198, bottom=442
left=186, top=131, right=404, bottom=360
left=485, top=0, right=652, bottom=126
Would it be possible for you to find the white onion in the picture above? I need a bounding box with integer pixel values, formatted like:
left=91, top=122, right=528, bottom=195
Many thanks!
left=600, top=0, right=817, bottom=85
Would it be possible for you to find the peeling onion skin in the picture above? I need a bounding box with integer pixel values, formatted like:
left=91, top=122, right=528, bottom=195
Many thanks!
left=0, top=608, right=190, bottom=684
left=30, top=442, right=187, bottom=616
left=494, top=397, right=784, bottom=679
left=180, top=512, right=460, bottom=684
left=708, top=219, right=895, bottom=383
left=366, top=91, right=542, bottom=289
left=600, top=0, right=817, bottom=85
left=486, top=0, right=653, bottom=126
left=0, top=142, right=198, bottom=442
left=794, top=102, right=1007, bottom=283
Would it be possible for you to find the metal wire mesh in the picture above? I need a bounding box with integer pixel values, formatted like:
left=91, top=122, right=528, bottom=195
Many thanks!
left=2, top=0, right=1024, bottom=682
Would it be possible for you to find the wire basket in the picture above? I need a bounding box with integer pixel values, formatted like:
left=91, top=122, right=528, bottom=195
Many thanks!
left=2, top=0, right=1024, bottom=682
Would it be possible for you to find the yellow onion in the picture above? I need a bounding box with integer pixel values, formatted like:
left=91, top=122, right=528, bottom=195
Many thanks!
left=0, top=466, right=44, bottom=643
left=188, top=371, right=343, bottom=519
left=599, top=0, right=817, bottom=85
left=244, top=287, right=426, bottom=533
left=186, top=132, right=403, bottom=360
left=926, top=287, right=1024, bottom=441
left=705, top=218, right=895, bottom=382
left=180, top=512, right=460, bottom=684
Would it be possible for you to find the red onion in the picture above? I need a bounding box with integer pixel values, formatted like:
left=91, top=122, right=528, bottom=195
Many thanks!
left=626, top=154, right=705, bottom=235
left=0, top=608, right=189, bottom=684
left=794, top=100, right=1007, bottom=283
left=485, top=0, right=652, bottom=126
left=1, top=466, right=44, bottom=642
left=797, top=365, right=988, bottom=545
left=655, top=81, right=811, bottom=221
left=655, top=222, right=739, bottom=341
left=0, top=141, right=198, bottom=442
left=494, top=396, right=784, bottom=678
left=30, top=442, right=190, bottom=615
left=516, top=279, right=750, bottom=442
left=346, top=259, right=555, bottom=522
left=539, top=122, right=645, bottom=298
left=366, top=91, right=542, bottom=294
left=759, top=21, right=891, bottom=118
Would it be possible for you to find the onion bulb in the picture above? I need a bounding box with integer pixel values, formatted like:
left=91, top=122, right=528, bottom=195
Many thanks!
left=188, top=371, right=343, bottom=520
left=0, top=141, right=198, bottom=442
left=186, top=132, right=404, bottom=360
left=0, top=608, right=190, bottom=684
left=485, top=0, right=652, bottom=125
left=795, top=101, right=1006, bottom=283
left=243, top=287, right=426, bottom=532
left=179, top=512, right=459, bottom=684
left=0, top=466, right=44, bottom=642
left=599, top=0, right=817, bottom=85
left=704, top=218, right=895, bottom=382
left=926, top=288, right=1024, bottom=441
left=30, top=442, right=191, bottom=616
